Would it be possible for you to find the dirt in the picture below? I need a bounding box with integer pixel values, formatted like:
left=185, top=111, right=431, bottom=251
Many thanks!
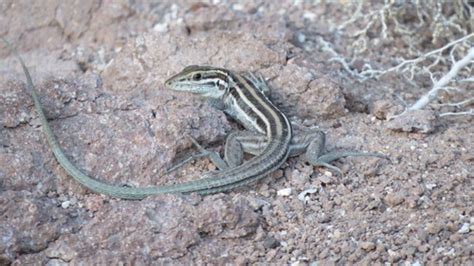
left=1, top=1, right=473, bottom=264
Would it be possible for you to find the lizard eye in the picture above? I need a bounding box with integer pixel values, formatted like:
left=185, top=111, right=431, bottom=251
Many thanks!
left=192, top=73, right=202, bottom=81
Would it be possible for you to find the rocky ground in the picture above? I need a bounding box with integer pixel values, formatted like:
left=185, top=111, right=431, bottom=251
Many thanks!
left=1, top=1, right=473, bottom=264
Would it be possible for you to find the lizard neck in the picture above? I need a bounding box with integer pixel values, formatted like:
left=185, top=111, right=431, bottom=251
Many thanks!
left=223, top=72, right=291, bottom=138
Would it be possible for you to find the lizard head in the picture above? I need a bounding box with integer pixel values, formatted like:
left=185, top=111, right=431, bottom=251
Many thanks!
left=165, top=65, right=231, bottom=99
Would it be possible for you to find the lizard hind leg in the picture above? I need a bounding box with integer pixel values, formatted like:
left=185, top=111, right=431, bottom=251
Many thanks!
left=224, top=131, right=268, bottom=167
left=291, top=130, right=388, bottom=175
left=313, top=151, right=389, bottom=175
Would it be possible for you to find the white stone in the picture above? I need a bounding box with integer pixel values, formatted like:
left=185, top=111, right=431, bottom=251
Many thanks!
left=153, top=22, right=168, bottom=33
left=61, top=201, right=71, bottom=209
left=297, top=188, right=318, bottom=202
left=277, top=188, right=292, bottom=196
left=458, top=223, right=470, bottom=234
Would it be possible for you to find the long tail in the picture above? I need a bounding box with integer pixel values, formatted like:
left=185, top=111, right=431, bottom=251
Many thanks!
left=1, top=38, right=220, bottom=199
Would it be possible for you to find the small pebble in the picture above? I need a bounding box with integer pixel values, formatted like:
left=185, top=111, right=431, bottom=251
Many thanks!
left=303, top=11, right=316, bottom=21
left=277, top=188, right=292, bottom=196
left=232, top=3, right=244, bottom=11
left=426, top=222, right=442, bottom=234
left=70, top=197, right=77, bottom=205
left=61, top=201, right=71, bottom=209
left=297, top=32, right=306, bottom=43
left=153, top=22, right=168, bottom=33
left=297, top=188, right=317, bottom=202
left=263, top=236, right=280, bottom=249
left=387, top=249, right=399, bottom=258
left=444, top=248, right=455, bottom=256
left=384, top=193, right=404, bottom=207
left=417, top=244, right=429, bottom=252
left=317, top=213, right=331, bottom=223
left=458, top=223, right=470, bottom=234
left=360, top=241, right=376, bottom=251
left=319, top=174, right=332, bottom=184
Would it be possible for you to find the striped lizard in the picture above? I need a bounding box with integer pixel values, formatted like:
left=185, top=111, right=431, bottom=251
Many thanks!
left=2, top=38, right=385, bottom=200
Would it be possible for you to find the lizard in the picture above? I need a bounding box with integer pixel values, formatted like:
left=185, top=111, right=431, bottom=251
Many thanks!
left=2, top=38, right=386, bottom=200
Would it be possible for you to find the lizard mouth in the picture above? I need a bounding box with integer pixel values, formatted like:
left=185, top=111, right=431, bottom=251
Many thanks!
left=164, top=75, right=179, bottom=88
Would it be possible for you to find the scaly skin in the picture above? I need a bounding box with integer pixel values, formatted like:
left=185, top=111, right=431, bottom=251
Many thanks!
left=2, top=38, right=387, bottom=200
left=1, top=39, right=292, bottom=199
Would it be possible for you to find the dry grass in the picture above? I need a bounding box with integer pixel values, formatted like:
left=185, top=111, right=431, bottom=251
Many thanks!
left=315, top=0, right=473, bottom=118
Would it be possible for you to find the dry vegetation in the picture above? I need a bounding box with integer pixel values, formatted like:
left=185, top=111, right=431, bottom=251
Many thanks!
left=314, top=0, right=473, bottom=118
